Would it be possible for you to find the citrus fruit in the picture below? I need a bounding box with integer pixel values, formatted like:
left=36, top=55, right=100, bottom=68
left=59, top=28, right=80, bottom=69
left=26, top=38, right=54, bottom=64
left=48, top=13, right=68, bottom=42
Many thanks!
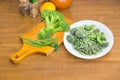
left=40, top=2, right=56, bottom=13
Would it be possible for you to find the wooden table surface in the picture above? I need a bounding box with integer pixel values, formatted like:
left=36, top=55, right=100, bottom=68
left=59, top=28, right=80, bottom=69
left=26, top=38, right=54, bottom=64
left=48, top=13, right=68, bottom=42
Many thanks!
left=0, top=0, right=120, bottom=80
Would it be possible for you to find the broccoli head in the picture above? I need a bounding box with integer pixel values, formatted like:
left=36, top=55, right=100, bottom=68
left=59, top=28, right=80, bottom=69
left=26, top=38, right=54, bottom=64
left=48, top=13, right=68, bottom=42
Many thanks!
left=41, top=10, right=70, bottom=33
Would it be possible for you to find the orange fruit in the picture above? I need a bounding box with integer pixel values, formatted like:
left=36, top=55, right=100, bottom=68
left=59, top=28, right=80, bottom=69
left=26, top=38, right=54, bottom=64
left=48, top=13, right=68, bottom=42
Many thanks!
left=40, top=2, right=56, bottom=13
left=51, top=0, right=72, bottom=9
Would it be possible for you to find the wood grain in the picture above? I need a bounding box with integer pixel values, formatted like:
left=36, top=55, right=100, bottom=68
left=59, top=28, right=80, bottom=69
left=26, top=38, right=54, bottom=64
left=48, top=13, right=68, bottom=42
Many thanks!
left=0, top=0, right=120, bottom=80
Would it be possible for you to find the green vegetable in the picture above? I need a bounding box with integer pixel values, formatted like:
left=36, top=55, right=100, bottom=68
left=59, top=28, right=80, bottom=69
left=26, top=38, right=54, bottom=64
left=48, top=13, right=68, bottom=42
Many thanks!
left=29, top=0, right=38, bottom=3
left=23, top=10, right=70, bottom=51
left=67, top=25, right=109, bottom=55
left=39, top=10, right=70, bottom=39
left=37, top=28, right=54, bottom=39
left=23, top=37, right=59, bottom=51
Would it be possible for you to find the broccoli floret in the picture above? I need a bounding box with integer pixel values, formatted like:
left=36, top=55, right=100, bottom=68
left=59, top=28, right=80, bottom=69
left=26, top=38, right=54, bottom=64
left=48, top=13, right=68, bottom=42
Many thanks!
left=84, top=25, right=94, bottom=31
left=41, top=10, right=70, bottom=33
left=70, top=28, right=76, bottom=35
left=37, top=28, right=54, bottom=39
left=102, top=41, right=109, bottom=47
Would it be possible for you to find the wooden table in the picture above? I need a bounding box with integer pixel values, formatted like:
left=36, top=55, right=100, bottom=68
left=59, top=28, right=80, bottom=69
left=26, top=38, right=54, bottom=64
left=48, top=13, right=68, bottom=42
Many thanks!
left=0, top=0, right=120, bottom=80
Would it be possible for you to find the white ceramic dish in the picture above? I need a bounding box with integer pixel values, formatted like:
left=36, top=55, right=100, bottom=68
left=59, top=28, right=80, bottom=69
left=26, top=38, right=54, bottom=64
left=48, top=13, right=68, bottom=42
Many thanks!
left=63, top=20, right=114, bottom=59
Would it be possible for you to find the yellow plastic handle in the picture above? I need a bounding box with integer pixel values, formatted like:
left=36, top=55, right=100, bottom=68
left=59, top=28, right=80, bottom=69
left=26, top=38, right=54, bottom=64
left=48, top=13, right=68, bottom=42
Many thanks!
left=10, top=44, right=32, bottom=64
left=10, top=44, right=54, bottom=64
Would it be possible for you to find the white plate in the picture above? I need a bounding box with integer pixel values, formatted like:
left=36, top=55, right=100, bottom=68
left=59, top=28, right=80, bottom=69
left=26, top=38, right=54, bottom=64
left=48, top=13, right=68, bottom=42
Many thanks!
left=63, top=20, right=114, bottom=59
